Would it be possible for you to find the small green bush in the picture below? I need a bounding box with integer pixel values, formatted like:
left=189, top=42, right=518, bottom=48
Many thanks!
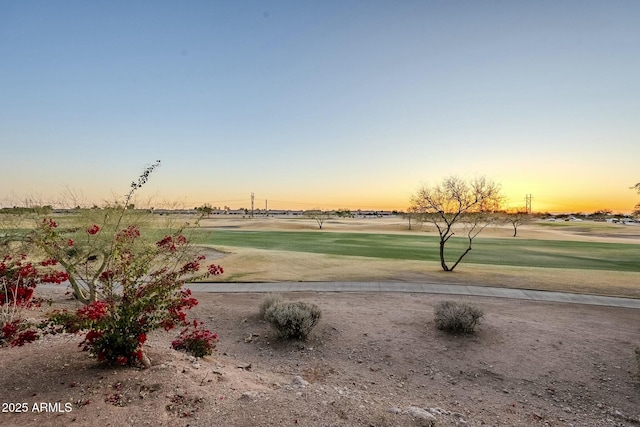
left=264, top=301, right=322, bottom=340
left=434, top=300, right=484, bottom=334
left=259, top=294, right=284, bottom=320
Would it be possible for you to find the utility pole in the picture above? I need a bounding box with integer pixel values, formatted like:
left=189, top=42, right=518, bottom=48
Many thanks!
left=265, top=199, right=268, bottom=213
left=251, top=192, right=254, bottom=217
left=525, top=194, right=533, bottom=214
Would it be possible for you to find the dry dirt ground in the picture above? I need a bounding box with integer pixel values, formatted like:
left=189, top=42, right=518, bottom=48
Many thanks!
left=1, top=289, right=639, bottom=427
left=1, top=218, right=639, bottom=427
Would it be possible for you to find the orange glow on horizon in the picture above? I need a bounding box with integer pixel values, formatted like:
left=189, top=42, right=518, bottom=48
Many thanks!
left=2, top=185, right=637, bottom=215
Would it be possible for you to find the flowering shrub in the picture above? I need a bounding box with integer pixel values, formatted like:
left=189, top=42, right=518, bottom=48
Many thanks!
left=44, top=226, right=224, bottom=366
left=32, top=161, right=163, bottom=304
left=1, top=254, right=67, bottom=305
left=171, top=320, right=218, bottom=358
left=4, top=324, right=39, bottom=347
left=11, top=161, right=224, bottom=367
left=35, top=216, right=115, bottom=303
left=0, top=252, right=69, bottom=346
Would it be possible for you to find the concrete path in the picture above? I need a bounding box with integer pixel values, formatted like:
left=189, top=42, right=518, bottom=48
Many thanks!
left=186, top=281, right=640, bottom=309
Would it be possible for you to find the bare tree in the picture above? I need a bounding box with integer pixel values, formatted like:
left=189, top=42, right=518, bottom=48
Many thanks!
left=196, top=203, right=213, bottom=217
left=410, top=176, right=502, bottom=271
left=305, top=209, right=332, bottom=229
left=503, top=208, right=530, bottom=237
left=401, top=207, right=420, bottom=230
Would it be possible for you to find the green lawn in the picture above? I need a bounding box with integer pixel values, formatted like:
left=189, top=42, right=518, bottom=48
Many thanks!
left=193, top=229, right=640, bottom=272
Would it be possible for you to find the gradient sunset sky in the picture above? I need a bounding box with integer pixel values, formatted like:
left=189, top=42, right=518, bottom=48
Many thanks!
left=1, top=1, right=639, bottom=213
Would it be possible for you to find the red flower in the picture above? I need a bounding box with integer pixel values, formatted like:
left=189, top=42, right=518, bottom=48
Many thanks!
left=78, top=301, right=110, bottom=321
left=43, top=218, right=57, bottom=228
left=115, top=225, right=140, bottom=242
left=161, top=319, right=175, bottom=331
left=208, top=264, right=224, bottom=275
left=11, top=330, right=38, bottom=347
left=87, top=224, right=100, bottom=235
left=99, top=270, right=115, bottom=283
left=83, top=330, right=103, bottom=344
left=40, top=271, right=69, bottom=284
left=2, top=320, right=20, bottom=340
left=156, top=236, right=176, bottom=251
left=18, top=263, right=38, bottom=278
left=180, top=261, right=200, bottom=274
left=156, top=234, right=189, bottom=252
left=67, top=239, right=74, bottom=247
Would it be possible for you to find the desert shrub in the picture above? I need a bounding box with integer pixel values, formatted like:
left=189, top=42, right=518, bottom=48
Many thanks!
left=635, top=346, right=640, bottom=379
left=1, top=248, right=68, bottom=347
left=2, top=162, right=225, bottom=366
left=434, top=300, right=484, bottom=333
left=264, top=301, right=321, bottom=340
left=33, top=162, right=224, bottom=367
left=259, top=293, right=284, bottom=320
left=172, top=320, right=218, bottom=358
left=31, top=162, right=164, bottom=304
left=42, top=225, right=224, bottom=366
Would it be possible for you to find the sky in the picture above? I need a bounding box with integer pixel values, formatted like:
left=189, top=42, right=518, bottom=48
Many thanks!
left=1, top=1, right=639, bottom=213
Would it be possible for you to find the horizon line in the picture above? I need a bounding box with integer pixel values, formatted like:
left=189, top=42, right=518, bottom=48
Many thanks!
left=0, top=205, right=636, bottom=217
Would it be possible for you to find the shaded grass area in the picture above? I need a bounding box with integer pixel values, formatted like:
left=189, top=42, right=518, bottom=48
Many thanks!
left=194, top=230, right=640, bottom=272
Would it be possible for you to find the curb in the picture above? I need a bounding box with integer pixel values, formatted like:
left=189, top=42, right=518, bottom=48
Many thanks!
left=186, top=282, right=640, bottom=309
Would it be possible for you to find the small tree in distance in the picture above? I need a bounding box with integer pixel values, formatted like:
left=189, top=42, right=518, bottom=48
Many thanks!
left=503, top=207, right=530, bottom=237
left=196, top=204, right=213, bottom=217
left=305, top=209, right=332, bottom=229
left=402, top=207, right=420, bottom=230
left=334, top=209, right=352, bottom=218
left=410, top=176, right=502, bottom=272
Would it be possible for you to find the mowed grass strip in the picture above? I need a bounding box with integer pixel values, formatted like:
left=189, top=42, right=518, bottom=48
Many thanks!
left=194, top=230, right=640, bottom=272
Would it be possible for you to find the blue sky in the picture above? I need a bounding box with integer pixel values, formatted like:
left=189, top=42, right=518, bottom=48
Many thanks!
left=1, top=1, right=639, bottom=212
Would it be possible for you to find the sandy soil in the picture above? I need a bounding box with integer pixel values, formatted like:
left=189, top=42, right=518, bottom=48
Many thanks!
left=1, top=289, right=639, bottom=427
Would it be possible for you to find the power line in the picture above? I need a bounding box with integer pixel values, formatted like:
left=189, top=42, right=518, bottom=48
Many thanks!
left=525, top=194, right=533, bottom=214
